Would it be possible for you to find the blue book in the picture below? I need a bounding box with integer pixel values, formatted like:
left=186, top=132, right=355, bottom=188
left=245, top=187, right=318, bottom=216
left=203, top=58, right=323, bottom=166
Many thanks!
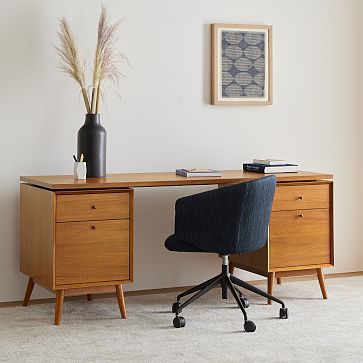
left=243, top=163, right=298, bottom=174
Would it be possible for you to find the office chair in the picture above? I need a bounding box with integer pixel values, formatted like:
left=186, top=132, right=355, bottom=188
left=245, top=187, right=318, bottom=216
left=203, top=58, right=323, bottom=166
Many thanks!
left=165, top=176, right=288, bottom=332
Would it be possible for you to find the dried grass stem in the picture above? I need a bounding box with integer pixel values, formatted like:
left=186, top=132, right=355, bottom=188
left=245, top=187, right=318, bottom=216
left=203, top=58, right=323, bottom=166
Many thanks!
left=56, top=7, right=125, bottom=114
left=55, top=17, right=91, bottom=113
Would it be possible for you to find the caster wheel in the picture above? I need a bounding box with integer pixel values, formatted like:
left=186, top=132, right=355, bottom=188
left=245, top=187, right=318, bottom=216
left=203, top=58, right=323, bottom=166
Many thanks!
left=279, top=307, right=288, bottom=319
left=244, top=320, right=256, bottom=332
left=240, top=297, right=250, bottom=309
left=173, top=316, right=186, bottom=328
left=172, top=302, right=180, bottom=314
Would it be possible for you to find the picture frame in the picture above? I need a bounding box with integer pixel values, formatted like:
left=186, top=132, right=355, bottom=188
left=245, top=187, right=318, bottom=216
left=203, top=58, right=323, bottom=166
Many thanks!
left=211, top=24, right=272, bottom=105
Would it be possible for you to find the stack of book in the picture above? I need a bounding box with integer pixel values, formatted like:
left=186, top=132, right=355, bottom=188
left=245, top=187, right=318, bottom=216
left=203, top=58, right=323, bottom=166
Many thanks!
left=243, top=159, right=298, bottom=174
left=176, top=168, right=221, bottom=177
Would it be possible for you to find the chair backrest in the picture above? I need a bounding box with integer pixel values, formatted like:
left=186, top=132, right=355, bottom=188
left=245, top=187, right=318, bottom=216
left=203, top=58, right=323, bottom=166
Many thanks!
left=173, top=175, right=276, bottom=255
left=234, top=175, right=276, bottom=254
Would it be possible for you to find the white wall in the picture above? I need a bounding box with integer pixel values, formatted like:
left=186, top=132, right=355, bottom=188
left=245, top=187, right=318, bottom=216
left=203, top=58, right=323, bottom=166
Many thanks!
left=358, top=0, right=363, bottom=267
left=0, top=0, right=361, bottom=302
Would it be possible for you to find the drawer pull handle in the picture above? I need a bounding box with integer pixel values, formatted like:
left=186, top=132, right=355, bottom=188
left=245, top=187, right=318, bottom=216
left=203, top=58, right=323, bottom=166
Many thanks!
left=298, top=196, right=304, bottom=200
left=91, top=225, right=96, bottom=229
left=298, top=214, right=304, bottom=218
left=91, top=205, right=97, bottom=209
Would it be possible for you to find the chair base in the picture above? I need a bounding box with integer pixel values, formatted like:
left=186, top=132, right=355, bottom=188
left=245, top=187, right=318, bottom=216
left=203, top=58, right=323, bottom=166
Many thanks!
left=172, top=256, right=288, bottom=332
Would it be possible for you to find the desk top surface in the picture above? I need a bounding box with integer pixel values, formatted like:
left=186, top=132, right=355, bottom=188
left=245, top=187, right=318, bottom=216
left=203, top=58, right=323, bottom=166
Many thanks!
left=20, top=170, right=333, bottom=190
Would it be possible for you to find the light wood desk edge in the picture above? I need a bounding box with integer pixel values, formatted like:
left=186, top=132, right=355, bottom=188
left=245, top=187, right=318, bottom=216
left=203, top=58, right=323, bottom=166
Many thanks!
left=20, top=170, right=333, bottom=190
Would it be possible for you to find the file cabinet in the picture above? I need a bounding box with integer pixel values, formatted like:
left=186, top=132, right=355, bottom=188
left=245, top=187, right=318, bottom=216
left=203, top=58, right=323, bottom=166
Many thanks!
left=20, top=184, right=134, bottom=324
left=229, top=181, right=333, bottom=303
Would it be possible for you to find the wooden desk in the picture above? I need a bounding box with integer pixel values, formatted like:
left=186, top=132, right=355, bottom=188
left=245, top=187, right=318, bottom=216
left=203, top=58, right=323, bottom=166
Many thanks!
left=20, top=170, right=333, bottom=324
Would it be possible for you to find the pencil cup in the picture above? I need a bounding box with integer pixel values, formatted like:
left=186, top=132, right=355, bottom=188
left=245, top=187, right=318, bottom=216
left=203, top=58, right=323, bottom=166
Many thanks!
left=74, top=162, right=87, bottom=180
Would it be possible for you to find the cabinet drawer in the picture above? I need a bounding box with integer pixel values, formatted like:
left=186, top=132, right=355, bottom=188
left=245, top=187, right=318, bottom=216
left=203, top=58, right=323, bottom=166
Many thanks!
left=272, top=183, right=330, bottom=211
left=269, top=209, right=331, bottom=269
left=55, top=219, right=130, bottom=285
left=56, top=192, right=129, bottom=222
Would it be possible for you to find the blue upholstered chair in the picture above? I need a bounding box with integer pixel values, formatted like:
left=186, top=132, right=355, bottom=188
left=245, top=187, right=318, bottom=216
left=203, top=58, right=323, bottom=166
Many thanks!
left=165, top=176, right=288, bottom=332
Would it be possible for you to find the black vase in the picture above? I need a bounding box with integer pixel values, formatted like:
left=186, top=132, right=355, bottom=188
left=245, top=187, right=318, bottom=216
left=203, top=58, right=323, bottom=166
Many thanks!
left=77, top=114, right=106, bottom=178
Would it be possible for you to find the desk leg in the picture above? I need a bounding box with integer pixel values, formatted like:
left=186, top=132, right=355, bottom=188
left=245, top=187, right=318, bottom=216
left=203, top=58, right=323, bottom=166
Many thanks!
left=54, top=289, right=65, bottom=325
left=229, top=262, right=235, bottom=275
left=267, top=272, right=275, bottom=305
left=23, top=277, right=35, bottom=306
left=277, top=277, right=282, bottom=285
left=115, top=285, right=127, bottom=319
left=87, top=294, right=93, bottom=301
left=317, top=268, right=328, bottom=299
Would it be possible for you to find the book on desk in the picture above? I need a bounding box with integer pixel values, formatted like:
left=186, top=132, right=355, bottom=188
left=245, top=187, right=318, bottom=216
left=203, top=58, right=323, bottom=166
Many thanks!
left=243, top=158, right=298, bottom=173
left=176, top=168, right=221, bottom=177
left=252, top=158, right=287, bottom=166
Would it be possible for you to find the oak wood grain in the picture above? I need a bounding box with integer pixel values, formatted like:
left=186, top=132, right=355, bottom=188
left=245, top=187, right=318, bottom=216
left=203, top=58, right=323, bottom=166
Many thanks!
left=269, top=263, right=333, bottom=273
left=275, top=268, right=318, bottom=278
left=229, top=243, right=268, bottom=277
left=55, top=219, right=130, bottom=286
left=229, top=181, right=333, bottom=301
left=269, top=209, right=331, bottom=269
left=267, top=272, right=275, bottom=305
left=20, top=172, right=334, bottom=321
left=63, top=285, right=115, bottom=297
left=22, top=277, right=35, bottom=306
left=329, top=182, right=335, bottom=265
left=56, top=192, right=129, bottom=222
left=115, top=284, right=127, bottom=319
left=53, top=279, right=133, bottom=290
left=317, top=268, right=328, bottom=299
left=20, top=184, right=55, bottom=290
left=54, top=289, right=64, bottom=325
left=129, top=189, right=134, bottom=283
left=272, top=182, right=330, bottom=211
left=20, top=170, right=333, bottom=190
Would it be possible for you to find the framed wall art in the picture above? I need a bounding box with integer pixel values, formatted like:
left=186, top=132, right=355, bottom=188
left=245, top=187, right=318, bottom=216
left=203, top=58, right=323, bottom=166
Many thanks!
left=211, top=24, right=272, bottom=105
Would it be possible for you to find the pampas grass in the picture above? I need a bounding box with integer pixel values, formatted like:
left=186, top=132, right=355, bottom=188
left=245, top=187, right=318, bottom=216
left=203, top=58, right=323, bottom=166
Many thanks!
left=91, top=6, right=126, bottom=114
left=55, top=7, right=126, bottom=114
left=55, top=17, right=91, bottom=113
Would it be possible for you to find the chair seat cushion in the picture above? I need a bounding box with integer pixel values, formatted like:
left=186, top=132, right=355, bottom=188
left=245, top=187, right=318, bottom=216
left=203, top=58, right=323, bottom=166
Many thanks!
left=165, top=234, right=208, bottom=253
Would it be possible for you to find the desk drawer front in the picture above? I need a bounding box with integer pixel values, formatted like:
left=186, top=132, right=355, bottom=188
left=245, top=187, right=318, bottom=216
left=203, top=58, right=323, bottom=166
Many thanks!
left=272, top=183, right=330, bottom=211
left=55, top=219, right=130, bottom=285
left=56, top=192, right=129, bottom=222
left=269, top=209, right=331, bottom=269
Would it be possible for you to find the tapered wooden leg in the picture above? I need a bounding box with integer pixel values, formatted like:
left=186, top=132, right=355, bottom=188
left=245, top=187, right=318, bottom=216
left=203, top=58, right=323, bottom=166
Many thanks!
left=229, top=262, right=235, bottom=275
left=267, top=272, right=275, bottom=305
left=317, top=268, right=328, bottom=299
left=87, top=294, right=93, bottom=301
left=277, top=277, right=282, bottom=285
left=54, top=289, right=65, bottom=325
left=115, top=285, right=127, bottom=319
left=22, top=277, right=35, bottom=306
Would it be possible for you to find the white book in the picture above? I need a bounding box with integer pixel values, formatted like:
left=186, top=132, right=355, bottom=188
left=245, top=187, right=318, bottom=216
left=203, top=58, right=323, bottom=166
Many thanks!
left=253, top=158, right=287, bottom=165
left=261, top=165, right=298, bottom=173
left=176, top=168, right=221, bottom=177
left=243, top=163, right=298, bottom=173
